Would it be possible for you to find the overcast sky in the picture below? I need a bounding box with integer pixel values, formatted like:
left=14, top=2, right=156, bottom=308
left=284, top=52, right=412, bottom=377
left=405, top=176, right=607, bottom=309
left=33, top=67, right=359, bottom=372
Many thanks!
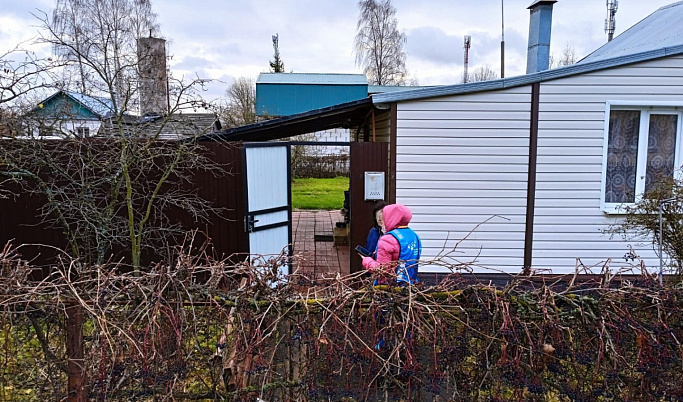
left=0, top=0, right=678, bottom=102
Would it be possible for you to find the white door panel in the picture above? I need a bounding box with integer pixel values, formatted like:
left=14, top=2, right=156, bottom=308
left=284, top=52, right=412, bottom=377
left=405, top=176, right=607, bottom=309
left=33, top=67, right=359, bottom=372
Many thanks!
left=244, top=143, right=292, bottom=277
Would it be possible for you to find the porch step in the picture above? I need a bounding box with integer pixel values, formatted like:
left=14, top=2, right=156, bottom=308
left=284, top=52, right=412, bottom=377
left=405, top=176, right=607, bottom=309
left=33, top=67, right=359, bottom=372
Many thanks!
left=314, top=234, right=334, bottom=242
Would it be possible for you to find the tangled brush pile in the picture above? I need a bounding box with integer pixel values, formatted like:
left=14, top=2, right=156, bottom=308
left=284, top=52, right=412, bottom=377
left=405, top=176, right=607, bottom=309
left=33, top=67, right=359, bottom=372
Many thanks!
left=0, top=243, right=681, bottom=401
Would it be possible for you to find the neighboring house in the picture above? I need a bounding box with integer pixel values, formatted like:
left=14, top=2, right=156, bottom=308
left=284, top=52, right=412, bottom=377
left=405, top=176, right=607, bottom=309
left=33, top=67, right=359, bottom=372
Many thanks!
left=99, top=112, right=222, bottom=140
left=255, top=73, right=433, bottom=117
left=209, top=0, right=683, bottom=276
left=256, top=73, right=367, bottom=158
left=256, top=73, right=368, bottom=117
left=23, top=37, right=221, bottom=141
left=26, top=90, right=114, bottom=138
left=25, top=90, right=221, bottom=140
left=255, top=73, right=431, bottom=156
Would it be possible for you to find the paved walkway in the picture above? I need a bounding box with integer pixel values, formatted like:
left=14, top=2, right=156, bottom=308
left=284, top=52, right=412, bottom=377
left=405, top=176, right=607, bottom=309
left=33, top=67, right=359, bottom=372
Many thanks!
left=292, top=210, right=350, bottom=277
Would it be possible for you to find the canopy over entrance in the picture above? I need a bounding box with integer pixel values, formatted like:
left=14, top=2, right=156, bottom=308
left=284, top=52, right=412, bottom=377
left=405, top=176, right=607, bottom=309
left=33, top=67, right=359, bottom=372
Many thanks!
left=198, top=98, right=374, bottom=142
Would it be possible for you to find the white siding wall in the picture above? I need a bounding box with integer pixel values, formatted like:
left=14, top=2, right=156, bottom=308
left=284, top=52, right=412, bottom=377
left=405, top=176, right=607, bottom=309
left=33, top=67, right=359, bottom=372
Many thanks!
left=535, top=55, right=683, bottom=273
left=396, top=86, right=531, bottom=273
left=25, top=120, right=101, bottom=139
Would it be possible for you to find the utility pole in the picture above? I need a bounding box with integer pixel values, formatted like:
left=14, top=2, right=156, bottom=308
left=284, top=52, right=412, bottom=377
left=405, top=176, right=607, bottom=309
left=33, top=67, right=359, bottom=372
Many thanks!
left=501, top=0, right=505, bottom=78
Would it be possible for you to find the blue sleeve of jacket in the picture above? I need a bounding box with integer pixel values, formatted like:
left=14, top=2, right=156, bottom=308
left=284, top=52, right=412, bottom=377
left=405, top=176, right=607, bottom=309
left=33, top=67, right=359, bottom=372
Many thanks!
left=365, top=226, right=381, bottom=258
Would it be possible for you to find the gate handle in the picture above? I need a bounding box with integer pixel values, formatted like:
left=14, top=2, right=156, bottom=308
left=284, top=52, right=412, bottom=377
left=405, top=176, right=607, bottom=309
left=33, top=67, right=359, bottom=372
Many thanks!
left=246, top=215, right=259, bottom=232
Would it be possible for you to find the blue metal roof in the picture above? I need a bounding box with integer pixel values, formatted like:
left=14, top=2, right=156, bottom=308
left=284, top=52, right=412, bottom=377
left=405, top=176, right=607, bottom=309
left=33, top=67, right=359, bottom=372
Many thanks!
left=63, top=91, right=115, bottom=118
left=32, top=90, right=115, bottom=120
left=581, top=1, right=683, bottom=64
left=372, top=1, right=683, bottom=104
left=257, top=73, right=367, bottom=85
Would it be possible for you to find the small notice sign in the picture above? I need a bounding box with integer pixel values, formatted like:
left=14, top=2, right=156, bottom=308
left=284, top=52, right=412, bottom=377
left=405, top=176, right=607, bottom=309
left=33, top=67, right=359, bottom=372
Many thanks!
left=364, top=172, right=385, bottom=201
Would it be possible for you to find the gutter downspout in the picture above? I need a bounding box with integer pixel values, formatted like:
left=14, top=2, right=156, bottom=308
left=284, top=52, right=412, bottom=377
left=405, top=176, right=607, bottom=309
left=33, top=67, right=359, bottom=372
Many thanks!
left=523, top=82, right=540, bottom=274
left=389, top=103, right=397, bottom=203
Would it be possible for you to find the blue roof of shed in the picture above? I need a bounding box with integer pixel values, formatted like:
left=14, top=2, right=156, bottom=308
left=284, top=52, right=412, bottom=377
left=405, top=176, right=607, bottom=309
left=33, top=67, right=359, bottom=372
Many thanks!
left=257, top=73, right=367, bottom=85
left=372, top=1, right=683, bottom=104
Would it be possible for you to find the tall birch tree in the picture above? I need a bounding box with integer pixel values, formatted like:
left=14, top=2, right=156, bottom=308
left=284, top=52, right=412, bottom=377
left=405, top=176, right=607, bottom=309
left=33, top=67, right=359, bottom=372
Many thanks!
left=354, top=0, right=407, bottom=85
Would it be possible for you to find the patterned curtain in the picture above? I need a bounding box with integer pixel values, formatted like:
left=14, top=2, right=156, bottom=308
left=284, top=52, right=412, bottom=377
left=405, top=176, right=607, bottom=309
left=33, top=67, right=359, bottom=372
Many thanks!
left=605, top=110, right=640, bottom=203
left=645, top=114, right=678, bottom=194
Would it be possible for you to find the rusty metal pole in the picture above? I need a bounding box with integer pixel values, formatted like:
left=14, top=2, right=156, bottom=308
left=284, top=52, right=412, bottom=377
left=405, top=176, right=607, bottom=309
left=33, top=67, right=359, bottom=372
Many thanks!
left=66, top=303, right=86, bottom=402
left=501, top=0, right=505, bottom=78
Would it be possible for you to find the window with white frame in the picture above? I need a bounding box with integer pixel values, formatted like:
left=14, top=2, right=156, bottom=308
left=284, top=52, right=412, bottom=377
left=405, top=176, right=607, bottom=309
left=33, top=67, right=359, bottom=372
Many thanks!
left=602, top=106, right=683, bottom=212
left=76, top=127, right=90, bottom=137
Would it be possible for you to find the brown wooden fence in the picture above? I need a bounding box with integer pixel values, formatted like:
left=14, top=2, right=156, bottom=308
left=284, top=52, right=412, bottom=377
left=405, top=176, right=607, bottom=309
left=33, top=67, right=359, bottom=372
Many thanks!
left=0, top=141, right=246, bottom=268
left=1, top=139, right=390, bottom=275
left=187, top=141, right=246, bottom=261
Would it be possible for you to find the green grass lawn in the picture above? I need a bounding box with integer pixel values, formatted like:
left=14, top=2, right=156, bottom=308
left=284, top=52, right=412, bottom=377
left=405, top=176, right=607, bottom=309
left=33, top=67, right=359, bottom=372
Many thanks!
left=292, top=177, right=349, bottom=210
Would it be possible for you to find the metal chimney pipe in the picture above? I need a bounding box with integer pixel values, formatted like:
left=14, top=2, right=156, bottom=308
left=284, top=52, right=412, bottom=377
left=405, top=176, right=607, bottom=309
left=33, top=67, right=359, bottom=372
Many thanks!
left=526, top=0, right=557, bottom=74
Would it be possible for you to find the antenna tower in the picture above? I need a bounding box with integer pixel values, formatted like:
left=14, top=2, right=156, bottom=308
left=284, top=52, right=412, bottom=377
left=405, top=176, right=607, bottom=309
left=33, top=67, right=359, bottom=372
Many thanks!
left=463, top=35, right=471, bottom=83
left=272, top=33, right=279, bottom=57
left=605, top=0, right=618, bottom=42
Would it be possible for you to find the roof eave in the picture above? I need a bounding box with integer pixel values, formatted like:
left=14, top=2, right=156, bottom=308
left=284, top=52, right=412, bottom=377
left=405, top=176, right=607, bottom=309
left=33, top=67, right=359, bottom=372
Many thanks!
left=372, top=44, right=683, bottom=104
left=198, top=97, right=373, bottom=142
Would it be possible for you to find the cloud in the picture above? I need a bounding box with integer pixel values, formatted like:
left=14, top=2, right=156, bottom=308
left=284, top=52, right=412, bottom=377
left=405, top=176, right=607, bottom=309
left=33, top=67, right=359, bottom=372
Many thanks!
left=0, top=0, right=677, bottom=104
left=405, top=27, right=459, bottom=66
left=173, top=56, right=218, bottom=72
left=550, top=20, right=604, bottom=61
left=404, top=24, right=529, bottom=80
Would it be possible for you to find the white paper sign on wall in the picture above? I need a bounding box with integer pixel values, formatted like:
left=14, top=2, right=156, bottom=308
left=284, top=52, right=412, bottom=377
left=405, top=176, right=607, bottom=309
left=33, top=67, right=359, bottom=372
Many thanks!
left=364, top=172, right=385, bottom=201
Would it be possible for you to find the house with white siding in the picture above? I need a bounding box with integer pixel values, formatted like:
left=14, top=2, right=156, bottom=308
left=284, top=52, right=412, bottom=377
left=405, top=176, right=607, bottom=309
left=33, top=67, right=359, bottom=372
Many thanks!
left=369, top=0, right=683, bottom=275
left=25, top=90, right=114, bottom=138
left=205, top=0, right=683, bottom=277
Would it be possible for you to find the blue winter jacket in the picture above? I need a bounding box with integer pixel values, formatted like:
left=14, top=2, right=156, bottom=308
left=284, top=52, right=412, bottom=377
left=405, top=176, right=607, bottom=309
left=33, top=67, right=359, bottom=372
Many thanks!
left=387, top=227, right=421, bottom=285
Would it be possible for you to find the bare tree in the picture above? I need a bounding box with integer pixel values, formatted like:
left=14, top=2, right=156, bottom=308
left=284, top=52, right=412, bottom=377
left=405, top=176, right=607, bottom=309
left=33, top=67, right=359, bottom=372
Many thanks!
left=550, top=43, right=577, bottom=69
left=1, top=2, right=223, bottom=272
left=354, top=0, right=407, bottom=85
left=48, top=0, right=160, bottom=112
left=222, top=77, right=256, bottom=128
left=0, top=46, right=60, bottom=106
left=465, top=64, right=499, bottom=83
left=0, top=6, right=224, bottom=399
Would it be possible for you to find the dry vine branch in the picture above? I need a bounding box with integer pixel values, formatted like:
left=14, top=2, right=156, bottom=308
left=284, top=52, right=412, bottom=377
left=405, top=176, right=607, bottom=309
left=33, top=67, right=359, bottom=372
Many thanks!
left=0, top=240, right=682, bottom=401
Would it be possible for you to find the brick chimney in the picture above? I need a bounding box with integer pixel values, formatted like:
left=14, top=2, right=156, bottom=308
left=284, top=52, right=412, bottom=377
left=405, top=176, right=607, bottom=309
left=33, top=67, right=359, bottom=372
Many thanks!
left=137, top=37, right=169, bottom=116
left=526, top=0, right=557, bottom=74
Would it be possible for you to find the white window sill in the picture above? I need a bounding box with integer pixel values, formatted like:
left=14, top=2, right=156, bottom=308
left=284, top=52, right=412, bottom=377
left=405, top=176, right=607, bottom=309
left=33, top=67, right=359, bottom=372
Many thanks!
left=602, top=204, right=634, bottom=215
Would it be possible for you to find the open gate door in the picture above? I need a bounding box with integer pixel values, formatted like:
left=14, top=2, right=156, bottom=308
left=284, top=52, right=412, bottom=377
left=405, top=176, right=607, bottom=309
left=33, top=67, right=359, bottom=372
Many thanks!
left=349, top=141, right=389, bottom=274
left=243, top=143, right=292, bottom=276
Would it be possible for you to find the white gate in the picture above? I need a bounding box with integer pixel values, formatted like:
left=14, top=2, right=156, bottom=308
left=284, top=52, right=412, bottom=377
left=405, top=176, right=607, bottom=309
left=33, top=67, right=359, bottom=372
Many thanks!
left=243, top=143, right=292, bottom=277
